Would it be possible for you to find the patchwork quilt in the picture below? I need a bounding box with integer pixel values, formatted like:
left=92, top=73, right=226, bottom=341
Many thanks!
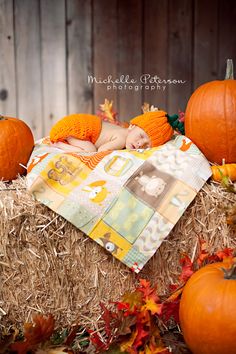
left=27, top=135, right=212, bottom=273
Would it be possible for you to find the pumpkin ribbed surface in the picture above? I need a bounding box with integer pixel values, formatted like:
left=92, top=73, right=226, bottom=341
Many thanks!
left=185, top=59, right=236, bottom=164
left=185, top=79, right=236, bottom=164
left=179, top=261, right=236, bottom=354
left=0, top=116, right=34, bottom=181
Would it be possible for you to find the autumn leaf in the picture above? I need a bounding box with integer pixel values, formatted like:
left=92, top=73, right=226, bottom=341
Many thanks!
left=179, top=255, right=194, bottom=283
left=116, top=315, right=137, bottom=336
left=120, top=329, right=138, bottom=353
left=105, top=344, right=127, bottom=353
left=133, top=323, right=149, bottom=350
left=97, top=99, right=118, bottom=123
left=88, top=329, right=109, bottom=351
left=161, top=301, right=180, bottom=323
left=141, top=102, right=159, bottom=113
left=145, top=344, right=170, bottom=353
left=137, top=279, right=159, bottom=303
left=215, top=248, right=234, bottom=260
left=117, top=290, right=143, bottom=315
left=144, top=327, right=170, bottom=354
left=63, top=325, right=80, bottom=346
left=10, top=314, right=55, bottom=354
left=196, top=239, right=209, bottom=266
left=206, top=249, right=234, bottom=264
left=141, top=298, right=163, bottom=316
left=100, top=302, right=114, bottom=340
left=165, top=286, right=183, bottom=303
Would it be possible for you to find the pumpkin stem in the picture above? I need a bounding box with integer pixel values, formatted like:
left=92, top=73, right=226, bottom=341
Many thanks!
left=222, top=263, right=236, bottom=280
left=225, top=59, right=234, bottom=80
left=166, top=113, right=185, bottom=135
left=0, top=114, right=5, bottom=120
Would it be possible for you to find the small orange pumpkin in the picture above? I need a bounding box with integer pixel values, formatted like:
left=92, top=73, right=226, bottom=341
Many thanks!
left=211, top=163, right=236, bottom=182
left=179, top=260, right=236, bottom=354
left=185, top=59, right=236, bottom=164
left=0, top=115, right=34, bottom=181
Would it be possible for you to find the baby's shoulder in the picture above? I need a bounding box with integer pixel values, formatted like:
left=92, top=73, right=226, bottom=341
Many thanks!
left=102, top=122, right=127, bottom=136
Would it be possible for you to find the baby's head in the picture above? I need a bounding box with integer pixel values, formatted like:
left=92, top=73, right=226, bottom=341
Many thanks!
left=126, top=110, right=174, bottom=149
left=125, top=125, right=151, bottom=149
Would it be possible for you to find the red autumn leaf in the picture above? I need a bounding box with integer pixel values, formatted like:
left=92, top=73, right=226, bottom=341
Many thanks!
left=196, top=239, right=209, bottom=266
left=161, top=301, right=180, bottom=323
left=215, top=247, right=234, bottom=260
left=99, top=302, right=115, bottom=341
left=116, top=301, right=132, bottom=315
left=133, top=323, right=149, bottom=350
left=165, top=286, right=183, bottom=303
left=116, top=289, right=143, bottom=316
left=137, top=279, right=160, bottom=303
left=204, top=248, right=234, bottom=264
left=136, top=307, right=152, bottom=327
left=179, top=255, right=194, bottom=283
left=87, top=329, right=109, bottom=351
left=64, top=325, right=80, bottom=346
left=10, top=314, right=55, bottom=354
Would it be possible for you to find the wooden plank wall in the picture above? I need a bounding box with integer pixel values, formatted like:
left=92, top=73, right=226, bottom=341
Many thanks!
left=0, top=0, right=235, bottom=140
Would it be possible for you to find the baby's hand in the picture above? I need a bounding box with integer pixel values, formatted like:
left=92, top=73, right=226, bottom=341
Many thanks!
left=97, top=137, right=126, bottom=152
left=97, top=146, right=109, bottom=152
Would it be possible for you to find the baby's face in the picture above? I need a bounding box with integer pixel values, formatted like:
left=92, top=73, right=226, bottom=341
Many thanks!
left=125, top=125, right=151, bottom=149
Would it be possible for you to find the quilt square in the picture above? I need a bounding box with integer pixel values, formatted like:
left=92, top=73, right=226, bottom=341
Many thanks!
left=132, top=212, right=174, bottom=256
left=70, top=169, right=121, bottom=218
left=57, top=198, right=99, bottom=234
left=89, top=220, right=132, bottom=260
left=40, top=154, right=91, bottom=196
left=103, top=189, right=154, bottom=243
left=28, top=175, right=65, bottom=210
left=123, top=247, right=149, bottom=273
left=95, top=150, right=144, bottom=185
left=157, top=180, right=196, bottom=224
left=125, top=162, right=176, bottom=209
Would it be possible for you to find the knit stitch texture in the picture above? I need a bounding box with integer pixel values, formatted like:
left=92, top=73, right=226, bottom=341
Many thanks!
left=50, top=114, right=102, bottom=144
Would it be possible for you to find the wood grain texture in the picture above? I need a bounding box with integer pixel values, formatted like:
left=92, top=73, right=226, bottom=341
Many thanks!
left=194, top=0, right=218, bottom=88
left=93, top=0, right=118, bottom=116
left=1, top=0, right=235, bottom=136
left=218, top=0, right=236, bottom=79
left=41, top=0, right=67, bottom=134
left=14, top=0, right=42, bottom=139
left=117, top=0, right=143, bottom=121
left=168, top=0, right=193, bottom=114
left=67, top=0, right=93, bottom=114
left=0, top=0, right=16, bottom=116
left=143, top=0, right=168, bottom=111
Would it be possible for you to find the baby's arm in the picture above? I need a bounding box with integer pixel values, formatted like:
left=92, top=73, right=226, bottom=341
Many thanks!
left=67, top=136, right=97, bottom=152
left=51, top=137, right=97, bottom=152
left=97, top=136, right=125, bottom=152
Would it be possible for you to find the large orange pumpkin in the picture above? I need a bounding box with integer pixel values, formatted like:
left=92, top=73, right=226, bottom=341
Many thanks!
left=179, top=260, right=236, bottom=354
left=0, top=115, right=34, bottom=181
left=185, top=59, right=236, bottom=164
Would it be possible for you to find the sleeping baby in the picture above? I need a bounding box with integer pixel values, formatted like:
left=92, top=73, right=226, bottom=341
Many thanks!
left=50, top=111, right=184, bottom=152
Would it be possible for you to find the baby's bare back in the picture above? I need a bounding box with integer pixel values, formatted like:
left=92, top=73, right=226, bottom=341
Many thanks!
left=95, top=121, right=128, bottom=151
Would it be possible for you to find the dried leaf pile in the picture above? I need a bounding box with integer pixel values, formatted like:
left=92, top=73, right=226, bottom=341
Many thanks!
left=0, top=176, right=236, bottom=335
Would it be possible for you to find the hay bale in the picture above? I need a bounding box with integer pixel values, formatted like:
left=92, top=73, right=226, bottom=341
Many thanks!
left=0, top=177, right=235, bottom=329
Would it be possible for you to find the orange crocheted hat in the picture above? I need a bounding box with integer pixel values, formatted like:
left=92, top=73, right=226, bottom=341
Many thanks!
left=130, top=110, right=174, bottom=147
